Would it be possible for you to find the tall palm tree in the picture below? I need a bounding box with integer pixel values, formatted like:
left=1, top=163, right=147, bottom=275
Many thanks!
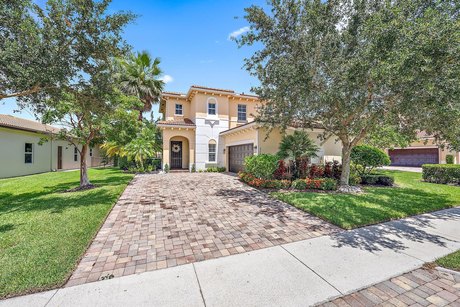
left=116, top=51, right=164, bottom=120
left=277, top=130, right=319, bottom=178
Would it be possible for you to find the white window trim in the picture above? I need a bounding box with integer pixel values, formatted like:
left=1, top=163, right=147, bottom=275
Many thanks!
left=237, top=104, right=247, bottom=121
left=175, top=103, right=183, bottom=116
left=207, top=141, right=217, bottom=163
left=25, top=143, right=33, bottom=164
left=207, top=97, right=218, bottom=118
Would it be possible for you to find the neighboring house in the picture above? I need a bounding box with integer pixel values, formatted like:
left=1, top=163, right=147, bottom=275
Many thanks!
left=0, top=114, right=104, bottom=178
left=386, top=132, right=459, bottom=167
left=158, top=85, right=342, bottom=172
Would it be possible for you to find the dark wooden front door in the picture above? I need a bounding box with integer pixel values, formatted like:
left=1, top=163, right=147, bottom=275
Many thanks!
left=170, top=141, right=183, bottom=169
left=57, top=146, right=63, bottom=169
left=228, top=143, right=253, bottom=173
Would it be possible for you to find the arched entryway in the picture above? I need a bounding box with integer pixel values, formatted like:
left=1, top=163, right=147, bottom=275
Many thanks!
left=169, top=136, right=190, bottom=169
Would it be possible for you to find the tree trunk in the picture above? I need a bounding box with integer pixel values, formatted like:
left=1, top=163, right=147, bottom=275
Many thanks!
left=80, top=144, right=92, bottom=187
left=340, top=144, right=352, bottom=187
left=138, top=110, right=143, bottom=121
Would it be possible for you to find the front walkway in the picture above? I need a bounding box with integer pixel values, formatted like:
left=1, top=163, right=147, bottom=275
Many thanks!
left=67, top=173, right=338, bottom=286
left=3, top=207, right=459, bottom=307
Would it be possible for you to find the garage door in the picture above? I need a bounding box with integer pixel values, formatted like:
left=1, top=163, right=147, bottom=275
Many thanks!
left=228, top=143, right=253, bottom=173
left=389, top=148, right=439, bottom=166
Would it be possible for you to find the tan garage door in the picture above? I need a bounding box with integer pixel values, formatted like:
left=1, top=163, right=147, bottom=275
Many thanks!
left=228, top=144, right=253, bottom=173
left=389, top=148, right=439, bottom=166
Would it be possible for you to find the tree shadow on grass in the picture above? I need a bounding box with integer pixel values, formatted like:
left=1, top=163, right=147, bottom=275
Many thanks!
left=282, top=186, right=455, bottom=229
left=0, top=188, right=120, bottom=215
left=0, top=223, right=15, bottom=233
left=330, top=207, right=460, bottom=252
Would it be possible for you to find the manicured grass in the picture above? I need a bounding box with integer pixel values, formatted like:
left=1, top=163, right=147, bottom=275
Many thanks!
left=272, top=170, right=460, bottom=230
left=0, top=168, right=133, bottom=298
left=436, top=250, right=460, bottom=272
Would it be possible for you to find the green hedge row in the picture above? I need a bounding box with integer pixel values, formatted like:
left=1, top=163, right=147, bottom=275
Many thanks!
left=422, top=164, right=460, bottom=184
left=360, top=174, right=394, bottom=186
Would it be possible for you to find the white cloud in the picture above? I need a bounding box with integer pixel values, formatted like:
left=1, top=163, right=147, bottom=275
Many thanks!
left=228, top=26, right=250, bottom=40
left=160, top=75, right=174, bottom=84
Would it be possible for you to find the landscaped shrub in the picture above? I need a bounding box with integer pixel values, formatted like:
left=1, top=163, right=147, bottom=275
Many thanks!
left=205, top=167, right=226, bottom=173
left=292, top=178, right=338, bottom=191
left=351, top=145, right=391, bottom=175
left=291, top=179, right=307, bottom=190
left=360, top=174, right=394, bottom=186
left=274, top=160, right=291, bottom=180
left=163, top=163, right=170, bottom=173
left=309, top=164, right=324, bottom=178
left=446, top=155, right=454, bottom=164
left=238, top=172, right=291, bottom=189
left=422, top=164, right=460, bottom=184
left=320, top=178, right=338, bottom=190
left=349, top=173, right=362, bottom=186
left=244, top=154, right=279, bottom=179
left=332, top=160, right=342, bottom=180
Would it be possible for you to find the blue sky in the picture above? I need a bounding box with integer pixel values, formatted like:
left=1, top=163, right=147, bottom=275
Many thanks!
left=1, top=0, right=266, bottom=121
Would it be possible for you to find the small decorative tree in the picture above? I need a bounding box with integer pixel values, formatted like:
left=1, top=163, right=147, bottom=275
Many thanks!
left=277, top=130, right=319, bottom=179
left=351, top=145, right=391, bottom=176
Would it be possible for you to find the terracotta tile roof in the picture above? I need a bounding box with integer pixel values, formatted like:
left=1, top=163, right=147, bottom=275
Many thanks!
left=190, top=85, right=235, bottom=93
left=0, top=114, right=62, bottom=134
left=157, top=118, right=196, bottom=127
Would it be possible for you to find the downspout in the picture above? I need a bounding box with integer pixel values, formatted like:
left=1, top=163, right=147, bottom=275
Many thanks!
left=50, top=136, right=53, bottom=171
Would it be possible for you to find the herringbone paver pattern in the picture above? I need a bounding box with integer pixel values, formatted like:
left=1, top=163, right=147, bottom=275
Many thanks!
left=67, top=173, right=338, bottom=286
left=319, top=268, right=460, bottom=307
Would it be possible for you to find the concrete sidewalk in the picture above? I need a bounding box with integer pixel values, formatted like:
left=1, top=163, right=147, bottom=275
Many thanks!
left=2, top=207, right=459, bottom=307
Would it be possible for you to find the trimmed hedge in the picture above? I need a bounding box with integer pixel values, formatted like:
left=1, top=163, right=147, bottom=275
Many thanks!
left=360, top=174, right=394, bottom=186
left=422, top=164, right=460, bottom=184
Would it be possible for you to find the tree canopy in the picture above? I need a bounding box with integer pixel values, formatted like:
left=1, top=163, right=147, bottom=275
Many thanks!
left=1, top=0, right=136, bottom=107
left=237, top=0, right=460, bottom=187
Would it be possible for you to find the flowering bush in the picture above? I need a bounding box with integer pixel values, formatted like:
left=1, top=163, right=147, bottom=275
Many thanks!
left=293, top=178, right=338, bottom=191
left=238, top=171, right=291, bottom=189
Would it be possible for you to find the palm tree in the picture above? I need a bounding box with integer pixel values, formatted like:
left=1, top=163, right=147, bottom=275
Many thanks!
left=123, top=128, right=161, bottom=170
left=277, top=130, right=319, bottom=178
left=116, top=51, right=164, bottom=120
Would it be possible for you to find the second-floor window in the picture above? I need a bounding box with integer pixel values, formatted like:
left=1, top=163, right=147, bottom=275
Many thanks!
left=208, top=102, right=216, bottom=115
left=238, top=104, right=247, bottom=121
left=89, top=148, right=93, bottom=157
left=175, top=104, right=183, bottom=115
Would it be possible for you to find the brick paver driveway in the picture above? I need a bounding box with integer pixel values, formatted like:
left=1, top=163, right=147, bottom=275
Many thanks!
left=67, top=173, right=338, bottom=286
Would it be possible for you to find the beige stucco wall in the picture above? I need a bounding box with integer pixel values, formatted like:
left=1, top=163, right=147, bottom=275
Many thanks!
left=164, top=92, right=261, bottom=126
left=162, top=128, right=195, bottom=170
left=220, top=127, right=257, bottom=170
left=0, top=127, right=104, bottom=178
left=258, top=128, right=342, bottom=162
left=164, top=97, right=191, bottom=121
left=228, top=98, right=260, bottom=129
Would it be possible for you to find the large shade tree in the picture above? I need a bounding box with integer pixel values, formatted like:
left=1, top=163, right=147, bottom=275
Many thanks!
left=237, top=0, right=460, bottom=189
left=36, top=0, right=136, bottom=188
left=115, top=51, right=165, bottom=120
left=1, top=0, right=135, bottom=107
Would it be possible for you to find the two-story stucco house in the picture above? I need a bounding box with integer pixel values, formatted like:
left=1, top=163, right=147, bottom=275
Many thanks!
left=0, top=114, right=104, bottom=178
left=158, top=85, right=343, bottom=172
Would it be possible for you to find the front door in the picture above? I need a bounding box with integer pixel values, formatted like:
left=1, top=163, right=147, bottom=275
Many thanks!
left=170, top=141, right=183, bottom=169
left=57, top=146, right=63, bottom=169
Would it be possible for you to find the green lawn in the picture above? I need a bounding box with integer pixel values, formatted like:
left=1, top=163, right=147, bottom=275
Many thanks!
left=273, top=170, right=460, bottom=230
left=0, top=168, right=133, bottom=298
left=436, top=250, right=460, bottom=272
